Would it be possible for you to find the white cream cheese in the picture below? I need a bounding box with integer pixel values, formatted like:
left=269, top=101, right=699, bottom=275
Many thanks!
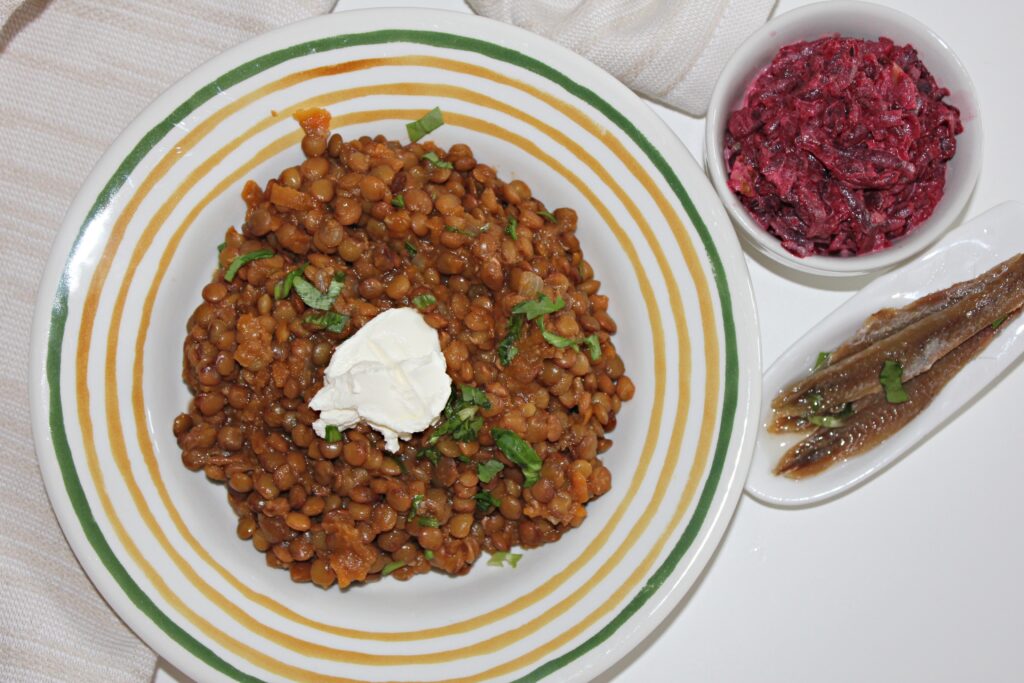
left=310, top=307, right=451, bottom=452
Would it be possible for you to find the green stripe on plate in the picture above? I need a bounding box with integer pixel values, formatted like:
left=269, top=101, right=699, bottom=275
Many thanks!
left=45, top=28, right=739, bottom=682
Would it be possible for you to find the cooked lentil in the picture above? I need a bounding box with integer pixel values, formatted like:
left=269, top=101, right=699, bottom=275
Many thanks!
left=175, top=108, right=633, bottom=588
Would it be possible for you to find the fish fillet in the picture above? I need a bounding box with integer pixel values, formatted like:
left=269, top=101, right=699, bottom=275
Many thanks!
left=828, top=254, right=1023, bottom=364
left=774, top=313, right=1011, bottom=478
left=772, top=254, right=1024, bottom=417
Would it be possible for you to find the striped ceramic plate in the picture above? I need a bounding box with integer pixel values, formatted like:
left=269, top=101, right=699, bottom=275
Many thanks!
left=29, top=9, right=760, bottom=683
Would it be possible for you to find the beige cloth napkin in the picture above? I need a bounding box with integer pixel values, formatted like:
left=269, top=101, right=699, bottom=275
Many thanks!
left=467, top=0, right=775, bottom=115
left=0, top=1, right=331, bottom=681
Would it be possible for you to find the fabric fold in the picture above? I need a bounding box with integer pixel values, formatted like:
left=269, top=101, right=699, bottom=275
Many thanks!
left=467, top=0, right=776, bottom=115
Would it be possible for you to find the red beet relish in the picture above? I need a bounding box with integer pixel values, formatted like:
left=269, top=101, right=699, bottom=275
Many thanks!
left=724, top=36, right=963, bottom=257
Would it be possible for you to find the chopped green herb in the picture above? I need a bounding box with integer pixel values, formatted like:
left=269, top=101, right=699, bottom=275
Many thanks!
left=381, top=561, right=406, bottom=576
left=293, top=275, right=343, bottom=310
left=505, top=216, right=518, bottom=240
left=324, top=425, right=342, bottom=443
left=459, top=385, right=491, bottom=408
left=993, top=317, right=1008, bottom=329
left=424, top=550, right=435, bottom=560
left=809, top=414, right=847, bottom=428
left=217, top=242, right=226, bottom=253
left=477, top=459, right=505, bottom=483
left=404, top=240, right=418, bottom=257
left=417, top=516, right=440, bottom=528
left=406, top=107, right=444, bottom=142
left=304, top=311, right=349, bottom=333
left=474, top=490, right=501, bottom=512
left=391, top=193, right=405, bottom=208
left=224, top=249, right=274, bottom=282
left=457, top=455, right=472, bottom=464
left=813, top=351, right=831, bottom=372
left=805, top=392, right=825, bottom=413
left=421, top=151, right=453, bottom=169
left=407, top=494, right=425, bottom=521
left=487, top=551, right=523, bottom=568
left=537, top=318, right=599, bottom=359
left=512, top=294, right=565, bottom=321
left=418, top=447, right=440, bottom=466
left=880, top=360, right=909, bottom=404
left=444, top=225, right=477, bottom=237
left=497, top=313, right=525, bottom=366
left=491, top=428, right=542, bottom=488
left=428, top=385, right=491, bottom=444
left=273, top=263, right=307, bottom=300
left=537, top=210, right=556, bottom=223
left=412, top=293, right=437, bottom=310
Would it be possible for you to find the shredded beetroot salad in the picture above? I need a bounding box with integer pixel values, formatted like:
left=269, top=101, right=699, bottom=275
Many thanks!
left=725, top=36, right=963, bottom=257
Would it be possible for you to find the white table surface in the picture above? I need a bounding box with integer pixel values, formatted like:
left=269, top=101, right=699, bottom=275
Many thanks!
left=155, top=0, right=1024, bottom=680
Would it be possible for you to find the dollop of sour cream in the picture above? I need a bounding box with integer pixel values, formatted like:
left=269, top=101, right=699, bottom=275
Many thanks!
left=310, top=308, right=452, bottom=452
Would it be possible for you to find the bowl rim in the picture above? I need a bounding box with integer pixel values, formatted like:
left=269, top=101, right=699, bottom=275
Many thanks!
left=28, top=7, right=762, bottom=683
left=704, top=0, right=984, bottom=279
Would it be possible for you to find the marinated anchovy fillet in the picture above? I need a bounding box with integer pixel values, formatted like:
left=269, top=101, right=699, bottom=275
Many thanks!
left=774, top=314, right=1010, bottom=478
left=772, top=254, right=1024, bottom=418
left=828, top=255, right=1024, bottom=364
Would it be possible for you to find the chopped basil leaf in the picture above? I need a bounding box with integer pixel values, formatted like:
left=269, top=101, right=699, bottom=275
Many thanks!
left=809, top=414, right=847, bottom=428
left=421, top=151, right=453, bottom=169
left=993, top=316, right=1008, bottom=329
left=477, top=459, right=505, bottom=483
left=417, top=516, right=439, bottom=528
left=880, top=360, right=909, bottom=404
left=457, top=454, right=472, bottom=464
left=391, top=193, right=405, bottom=208
left=813, top=351, right=831, bottom=372
left=304, top=311, right=349, bottom=333
left=460, top=385, right=491, bottom=408
left=224, top=249, right=274, bottom=282
left=412, top=293, right=436, bottom=309
left=406, top=107, right=444, bottom=142
left=512, top=294, right=565, bottom=320
left=424, top=550, right=435, bottom=560
left=505, top=216, right=518, bottom=240
left=428, top=385, right=490, bottom=444
left=497, top=313, right=525, bottom=366
left=805, top=391, right=825, bottom=413
left=407, top=494, right=425, bottom=521
left=487, top=551, right=523, bottom=568
left=537, top=210, right=556, bottom=223
left=324, top=425, right=342, bottom=443
left=491, top=428, right=541, bottom=488
left=293, top=275, right=343, bottom=310
left=444, top=225, right=476, bottom=237
left=404, top=240, right=418, bottom=257
left=418, top=446, right=440, bottom=465
left=381, top=561, right=405, bottom=576
left=273, top=263, right=307, bottom=300
left=217, top=242, right=226, bottom=253
left=538, top=318, right=597, bottom=358
left=474, top=490, right=501, bottom=512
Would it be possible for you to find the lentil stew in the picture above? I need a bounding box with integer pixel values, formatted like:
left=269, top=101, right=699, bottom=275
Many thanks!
left=174, top=109, right=633, bottom=588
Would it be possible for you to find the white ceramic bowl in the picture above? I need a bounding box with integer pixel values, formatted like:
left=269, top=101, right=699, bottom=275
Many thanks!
left=29, top=8, right=761, bottom=683
left=705, top=0, right=982, bottom=278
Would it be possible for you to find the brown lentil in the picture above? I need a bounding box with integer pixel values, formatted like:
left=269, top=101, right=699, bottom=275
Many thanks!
left=174, top=108, right=632, bottom=588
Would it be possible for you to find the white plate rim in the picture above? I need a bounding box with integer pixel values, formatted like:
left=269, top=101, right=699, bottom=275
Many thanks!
left=28, top=9, right=762, bottom=682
